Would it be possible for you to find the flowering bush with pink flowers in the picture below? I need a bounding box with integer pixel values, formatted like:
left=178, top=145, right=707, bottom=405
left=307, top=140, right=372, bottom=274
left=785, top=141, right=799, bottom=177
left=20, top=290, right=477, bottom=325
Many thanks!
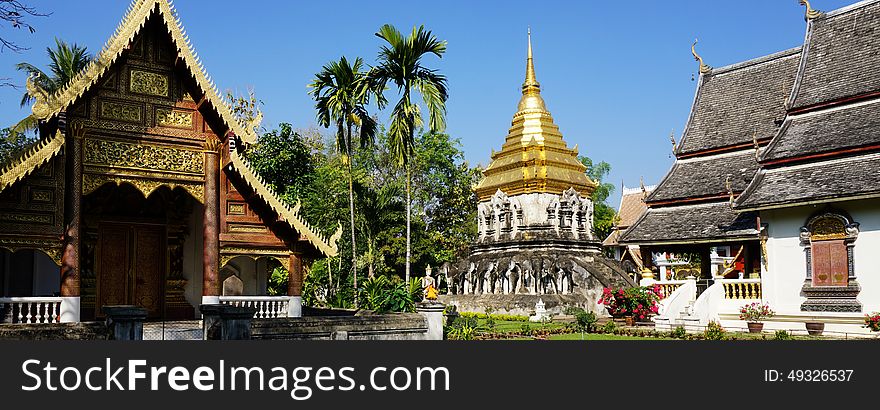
left=739, top=302, right=774, bottom=323
left=598, top=285, right=662, bottom=320
left=865, top=312, right=880, bottom=332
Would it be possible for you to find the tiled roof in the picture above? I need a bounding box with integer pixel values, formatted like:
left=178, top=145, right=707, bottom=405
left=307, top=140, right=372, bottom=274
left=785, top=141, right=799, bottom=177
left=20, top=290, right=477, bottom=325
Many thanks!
left=676, top=48, right=800, bottom=155
left=762, top=96, right=880, bottom=162
left=620, top=202, right=759, bottom=245
left=646, top=150, right=758, bottom=203
left=790, top=0, right=880, bottom=110
left=736, top=153, right=880, bottom=210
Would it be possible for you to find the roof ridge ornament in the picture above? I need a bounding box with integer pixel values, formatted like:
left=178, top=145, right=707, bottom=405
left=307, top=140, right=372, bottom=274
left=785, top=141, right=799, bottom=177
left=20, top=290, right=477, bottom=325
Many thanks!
left=799, top=0, right=824, bottom=21
left=668, top=129, right=676, bottom=155
left=691, top=38, right=712, bottom=74
left=752, top=128, right=760, bottom=161
left=725, top=176, right=734, bottom=208
left=640, top=176, right=648, bottom=201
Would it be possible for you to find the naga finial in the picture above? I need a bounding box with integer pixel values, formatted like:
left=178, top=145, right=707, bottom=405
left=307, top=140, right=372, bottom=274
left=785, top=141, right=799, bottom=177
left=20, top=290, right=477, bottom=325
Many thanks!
left=725, top=176, right=734, bottom=207
left=669, top=129, right=676, bottom=152
left=799, top=0, right=823, bottom=21
left=640, top=176, right=648, bottom=200
left=26, top=72, right=51, bottom=120
left=691, top=38, right=711, bottom=74
left=752, top=128, right=760, bottom=161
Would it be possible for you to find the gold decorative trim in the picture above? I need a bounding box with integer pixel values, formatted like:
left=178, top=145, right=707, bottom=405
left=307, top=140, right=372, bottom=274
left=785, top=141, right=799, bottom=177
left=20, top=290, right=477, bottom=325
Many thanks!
left=0, top=213, right=52, bottom=224
left=26, top=0, right=257, bottom=144
left=220, top=249, right=289, bottom=269
left=0, top=238, right=63, bottom=266
left=227, top=149, right=340, bottom=257
left=82, top=173, right=204, bottom=203
left=99, top=99, right=143, bottom=123
left=228, top=225, right=266, bottom=234
left=203, top=135, right=222, bottom=153
left=156, top=107, right=193, bottom=128
left=810, top=216, right=846, bottom=241
left=227, top=203, right=245, bottom=215
left=84, top=138, right=204, bottom=175
left=0, top=129, right=65, bottom=192
left=129, top=69, right=169, bottom=97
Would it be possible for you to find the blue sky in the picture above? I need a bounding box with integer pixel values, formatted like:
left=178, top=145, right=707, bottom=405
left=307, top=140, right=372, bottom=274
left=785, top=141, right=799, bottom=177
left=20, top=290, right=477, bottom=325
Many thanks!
left=0, top=0, right=858, bottom=208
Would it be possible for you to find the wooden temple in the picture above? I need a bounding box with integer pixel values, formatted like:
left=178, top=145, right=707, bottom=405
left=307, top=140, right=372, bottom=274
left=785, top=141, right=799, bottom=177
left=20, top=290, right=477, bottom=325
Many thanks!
left=0, top=0, right=340, bottom=322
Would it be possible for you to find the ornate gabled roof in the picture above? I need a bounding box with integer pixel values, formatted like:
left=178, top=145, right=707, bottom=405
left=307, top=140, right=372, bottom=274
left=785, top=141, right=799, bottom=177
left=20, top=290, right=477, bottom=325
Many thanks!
left=28, top=0, right=258, bottom=145
left=675, top=47, right=801, bottom=156
left=0, top=130, right=64, bottom=192
left=789, top=0, right=880, bottom=111
left=619, top=202, right=758, bottom=245
left=646, top=150, right=758, bottom=204
left=227, top=149, right=341, bottom=257
left=473, top=31, right=597, bottom=201
left=736, top=152, right=880, bottom=211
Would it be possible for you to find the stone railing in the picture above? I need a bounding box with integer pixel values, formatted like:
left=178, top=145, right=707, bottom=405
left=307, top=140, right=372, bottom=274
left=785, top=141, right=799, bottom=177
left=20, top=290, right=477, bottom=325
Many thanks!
left=219, top=296, right=291, bottom=318
left=0, top=297, right=64, bottom=324
left=655, top=280, right=687, bottom=300
left=718, top=278, right=762, bottom=300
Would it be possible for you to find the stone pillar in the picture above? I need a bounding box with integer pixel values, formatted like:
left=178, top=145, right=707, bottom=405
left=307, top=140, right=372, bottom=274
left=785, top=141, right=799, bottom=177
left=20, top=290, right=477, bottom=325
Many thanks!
left=103, top=305, right=147, bottom=340
left=201, top=136, right=221, bottom=305
left=416, top=301, right=445, bottom=340
left=287, top=253, right=303, bottom=317
left=60, top=118, right=83, bottom=322
left=200, top=304, right=255, bottom=340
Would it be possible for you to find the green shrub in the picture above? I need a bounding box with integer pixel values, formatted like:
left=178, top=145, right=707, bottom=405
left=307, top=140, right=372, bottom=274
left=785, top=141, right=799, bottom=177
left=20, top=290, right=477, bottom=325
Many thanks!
left=520, top=323, right=533, bottom=336
left=565, top=306, right=598, bottom=333
left=704, top=321, right=726, bottom=340
left=459, top=312, right=529, bottom=322
left=602, top=320, right=618, bottom=334
left=446, top=316, right=479, bottom=340
left=671, top=326, right=687, bottom=338
left=774, top=330, right=792, bottom=340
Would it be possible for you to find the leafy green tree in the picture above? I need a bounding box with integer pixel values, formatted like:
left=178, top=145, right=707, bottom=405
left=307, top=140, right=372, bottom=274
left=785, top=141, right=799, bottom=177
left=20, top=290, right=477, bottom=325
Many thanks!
left=12, top=38, right=91, bottom=136
left=309, top=56, right=379, bottom=307
left=370, top=24, right=449, bottom=282
left=0, top=127, right=36, bottom=166
left=244, top=123, right=314, bottom=200
left=579, top=155, right=616, bottom=241
left=357, top=182, right=405, bottom=279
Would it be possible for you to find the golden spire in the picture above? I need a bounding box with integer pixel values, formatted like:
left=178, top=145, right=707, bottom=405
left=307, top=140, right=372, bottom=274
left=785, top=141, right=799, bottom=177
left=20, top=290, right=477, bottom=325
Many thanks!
left=518, top=28, right=546, bottom=112
left=474, top=29, right=597, bottom=201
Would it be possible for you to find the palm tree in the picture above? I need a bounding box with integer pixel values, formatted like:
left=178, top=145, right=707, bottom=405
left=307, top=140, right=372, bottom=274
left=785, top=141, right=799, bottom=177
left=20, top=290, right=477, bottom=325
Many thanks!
left=11, top=38, right=92, bottom=137
left=357, top=182, right=405, bottom=279
left=309, top=56, right=378, bottom=308
left=370, top=24, right=448, bottom=282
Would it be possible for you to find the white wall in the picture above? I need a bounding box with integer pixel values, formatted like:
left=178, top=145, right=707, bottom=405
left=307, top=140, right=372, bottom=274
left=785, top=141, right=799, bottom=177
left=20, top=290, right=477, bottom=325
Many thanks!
left=761, top=198, right=880, bottom=316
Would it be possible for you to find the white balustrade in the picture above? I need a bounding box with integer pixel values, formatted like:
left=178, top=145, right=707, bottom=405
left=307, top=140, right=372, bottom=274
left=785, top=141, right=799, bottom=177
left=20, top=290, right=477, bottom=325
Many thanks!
left=654, top=280, right=687, bottom=300
left=0, top=297, right=64, bottom=324
left=219, top=296, right=292, bottom=318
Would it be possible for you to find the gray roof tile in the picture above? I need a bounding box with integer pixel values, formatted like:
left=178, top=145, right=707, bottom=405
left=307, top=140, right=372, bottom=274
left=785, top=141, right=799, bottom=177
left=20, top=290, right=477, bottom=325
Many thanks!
left=620, top=201, right=758, bottom=244
left=647, top=150, right=758, bottom=203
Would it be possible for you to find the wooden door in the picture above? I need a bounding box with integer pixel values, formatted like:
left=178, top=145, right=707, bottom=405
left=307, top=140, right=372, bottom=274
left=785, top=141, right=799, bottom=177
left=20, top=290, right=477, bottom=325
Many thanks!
left=97, top=223, right=165, bottom=318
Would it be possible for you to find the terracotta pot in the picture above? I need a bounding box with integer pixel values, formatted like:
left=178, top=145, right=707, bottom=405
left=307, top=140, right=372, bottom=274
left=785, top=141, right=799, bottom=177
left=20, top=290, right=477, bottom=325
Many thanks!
left=625, top=316, right=635, bottom=326
left=805, top=322, right=824, bottom=336
left=747, top=322, right=764, bottom=333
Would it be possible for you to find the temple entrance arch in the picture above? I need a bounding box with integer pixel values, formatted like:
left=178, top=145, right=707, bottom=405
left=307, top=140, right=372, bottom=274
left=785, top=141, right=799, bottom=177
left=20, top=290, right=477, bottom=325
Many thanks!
left=83, top=181, right=198, bottom=320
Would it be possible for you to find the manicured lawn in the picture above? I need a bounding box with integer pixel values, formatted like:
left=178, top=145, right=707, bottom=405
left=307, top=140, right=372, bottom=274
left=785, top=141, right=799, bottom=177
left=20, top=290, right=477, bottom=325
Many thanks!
left=479, top=319, right=569, bottom=333
left=547, top=333, right=673, bottom=341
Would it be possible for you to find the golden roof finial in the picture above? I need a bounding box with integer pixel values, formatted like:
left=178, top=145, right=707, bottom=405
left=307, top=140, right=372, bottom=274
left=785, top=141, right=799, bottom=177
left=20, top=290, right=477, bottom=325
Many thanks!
left=800, top=0, right=823, bottom=21
left=691, top=38, right=711, bottom=74
left=524, top=27, right=539, bottom=89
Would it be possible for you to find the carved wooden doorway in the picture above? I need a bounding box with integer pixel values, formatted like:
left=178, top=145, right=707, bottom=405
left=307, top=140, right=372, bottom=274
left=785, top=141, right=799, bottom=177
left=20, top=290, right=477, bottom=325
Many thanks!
left=96, top=222, right=166, bottom=318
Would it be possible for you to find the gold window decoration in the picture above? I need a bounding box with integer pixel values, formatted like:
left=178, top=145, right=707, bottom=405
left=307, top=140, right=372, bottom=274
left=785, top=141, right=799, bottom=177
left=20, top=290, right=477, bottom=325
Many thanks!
left=99, top=100, right=142, bottom=123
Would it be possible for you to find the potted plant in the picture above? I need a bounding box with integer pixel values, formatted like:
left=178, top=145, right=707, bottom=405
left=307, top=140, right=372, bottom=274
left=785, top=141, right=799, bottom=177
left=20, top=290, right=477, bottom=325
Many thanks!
left=865, top=312, right=880, bottom=333
left=598, top=285, right=662, bottom=326
left=739, top=302, right=774, bottom=333
left=804, top=320, right=825, bottom=336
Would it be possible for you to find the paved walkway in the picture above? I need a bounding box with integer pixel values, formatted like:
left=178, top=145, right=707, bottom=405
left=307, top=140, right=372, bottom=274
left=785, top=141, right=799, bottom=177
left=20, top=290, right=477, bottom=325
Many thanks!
left=143, top=320, right=203, bottom=340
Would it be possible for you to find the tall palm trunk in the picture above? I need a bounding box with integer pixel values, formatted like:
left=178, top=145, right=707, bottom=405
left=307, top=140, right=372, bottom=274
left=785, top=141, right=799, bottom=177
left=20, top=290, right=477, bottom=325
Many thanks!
left=346, top=125, right=358, bottom=308
left=405, top=164, right=411, bottom=282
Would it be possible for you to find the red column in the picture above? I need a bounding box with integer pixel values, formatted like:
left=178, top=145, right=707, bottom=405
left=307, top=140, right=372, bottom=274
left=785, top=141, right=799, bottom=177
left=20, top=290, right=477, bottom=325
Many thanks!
left=58, top=118, right=83, bottom=322
left=202, top=136, right=221, bottom=303
left=288, top=253, right=303, bottom=317
left=60, top=120, right=82, bottom=298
